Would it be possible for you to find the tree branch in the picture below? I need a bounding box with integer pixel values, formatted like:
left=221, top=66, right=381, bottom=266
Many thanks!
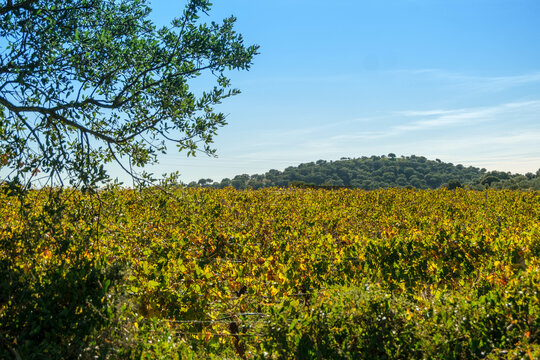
left=0, top=0, right=38, bottom=16
left=0, top=96, right=121, bottom=144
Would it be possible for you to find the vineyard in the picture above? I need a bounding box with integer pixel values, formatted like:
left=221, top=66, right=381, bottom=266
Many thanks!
left=1, top=187, right=539, bottom=359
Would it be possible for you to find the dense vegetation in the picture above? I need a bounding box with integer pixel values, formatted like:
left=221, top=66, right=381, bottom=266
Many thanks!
left=190, top=154, right=540, bottom=190
left=1, top=186, right=538, bottom=358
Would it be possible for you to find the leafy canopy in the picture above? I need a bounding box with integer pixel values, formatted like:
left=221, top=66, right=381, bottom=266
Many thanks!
left=0, top=0, right=258, bottom=188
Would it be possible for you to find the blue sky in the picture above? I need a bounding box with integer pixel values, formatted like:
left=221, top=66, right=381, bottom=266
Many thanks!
left=143, top=0, right=540, bottom=183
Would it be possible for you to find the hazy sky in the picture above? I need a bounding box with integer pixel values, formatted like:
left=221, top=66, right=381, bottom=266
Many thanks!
left=139, top=0, right=540, bottom=183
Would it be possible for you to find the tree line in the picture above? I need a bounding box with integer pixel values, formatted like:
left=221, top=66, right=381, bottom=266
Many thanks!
left=189, top=154, right=540, bottom=190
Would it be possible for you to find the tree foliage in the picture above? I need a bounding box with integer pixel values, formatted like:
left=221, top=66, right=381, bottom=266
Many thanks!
left=193, top=155, right=540, bottom=191
left=0, top=0, right=258, bottom=189
left=191, top=155, right=482, bottom=189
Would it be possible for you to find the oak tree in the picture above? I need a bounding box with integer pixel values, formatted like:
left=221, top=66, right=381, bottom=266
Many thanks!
left=0, top=0, right=258, bottom=189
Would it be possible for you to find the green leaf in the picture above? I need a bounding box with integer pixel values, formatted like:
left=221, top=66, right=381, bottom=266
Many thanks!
left=147, top=280, right=159, bottom=289
left=103, top=279, right=111, bottom=292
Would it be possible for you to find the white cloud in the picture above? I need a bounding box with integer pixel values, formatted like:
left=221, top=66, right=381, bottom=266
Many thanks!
left=392, top=69, right=540, bottom=91
left=394, top=100, right=540, bottom=132
left=395, top=109, right=460, bottom=117
left=152, top=95, right=540, bottom=181
left=265, top=99, right=540, bottom=174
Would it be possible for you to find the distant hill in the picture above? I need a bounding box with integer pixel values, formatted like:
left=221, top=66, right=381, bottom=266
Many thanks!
left=189, top=154, right=540, bottom=190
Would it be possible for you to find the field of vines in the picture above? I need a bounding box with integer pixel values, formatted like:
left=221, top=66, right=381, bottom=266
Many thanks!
left=1, top=187, right=539, bottom=359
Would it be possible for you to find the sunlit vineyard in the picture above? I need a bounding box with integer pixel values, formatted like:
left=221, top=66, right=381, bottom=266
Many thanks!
left=1, top=187, right=539, bottom=359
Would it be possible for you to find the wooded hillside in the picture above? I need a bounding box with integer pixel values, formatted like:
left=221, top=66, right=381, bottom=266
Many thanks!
left=190, top=154, right=540, bottom=190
